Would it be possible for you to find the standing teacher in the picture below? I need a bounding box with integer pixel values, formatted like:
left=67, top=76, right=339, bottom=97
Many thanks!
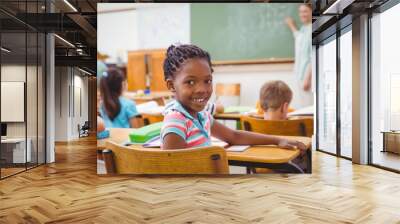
left=285, top=3, right=313, bottom=108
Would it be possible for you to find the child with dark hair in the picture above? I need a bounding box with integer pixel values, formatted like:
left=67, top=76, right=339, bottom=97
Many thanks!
left=99, top=67, right=141, bottom=128
left=160, top=44, right=307, bottom=151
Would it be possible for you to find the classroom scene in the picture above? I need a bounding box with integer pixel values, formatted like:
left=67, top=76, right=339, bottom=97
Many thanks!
left=1, top=1, right=400, bottom=222
left=96, top=3, right=314, bottom=174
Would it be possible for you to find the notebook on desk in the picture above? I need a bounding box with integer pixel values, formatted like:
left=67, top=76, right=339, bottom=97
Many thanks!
left=225, top=145, right=250, bottom=152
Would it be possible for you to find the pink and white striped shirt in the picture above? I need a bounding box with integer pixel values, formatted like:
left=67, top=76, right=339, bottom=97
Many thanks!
left=161, top=100, right=214, bottom=148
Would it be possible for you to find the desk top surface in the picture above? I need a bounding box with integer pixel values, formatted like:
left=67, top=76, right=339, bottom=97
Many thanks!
left=226, top=136, right=310, bottom=163
left=98, top=128, right=311, bottom=164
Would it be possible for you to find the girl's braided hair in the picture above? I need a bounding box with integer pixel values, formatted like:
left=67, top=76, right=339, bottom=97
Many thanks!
left=163, top=44, right=214, bottom=80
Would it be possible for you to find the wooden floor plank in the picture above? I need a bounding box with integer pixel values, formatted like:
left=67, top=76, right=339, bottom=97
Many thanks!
left=0, top=136, right=399, bottom=223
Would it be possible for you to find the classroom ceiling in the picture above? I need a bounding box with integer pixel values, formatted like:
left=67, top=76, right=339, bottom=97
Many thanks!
left=0, top=0, right=99, bottom=74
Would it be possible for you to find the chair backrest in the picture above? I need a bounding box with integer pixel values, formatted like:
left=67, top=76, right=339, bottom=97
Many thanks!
left=105, top=141, right=229, bottom=174
left=141, top=114, right=164, bottom=126
left=216, top=83, right=240, bottom=97
left=240, top=116, right=314, bottom=137
left=215, top=83, right=241, bottom=106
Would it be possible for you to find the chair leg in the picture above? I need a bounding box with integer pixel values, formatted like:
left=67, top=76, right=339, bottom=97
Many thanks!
left=246, top=167, right=255, bottom=174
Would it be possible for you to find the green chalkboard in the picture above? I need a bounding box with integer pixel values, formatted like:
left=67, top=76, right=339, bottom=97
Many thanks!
left=191, top=4, right=301, bottom=61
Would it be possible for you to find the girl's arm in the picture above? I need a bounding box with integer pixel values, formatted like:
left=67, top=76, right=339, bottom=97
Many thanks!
left=211, top=120, right=307, bottom=152
left=162, top=133, right=187, bottom=150
left=129, top=116, right=143, bottom=128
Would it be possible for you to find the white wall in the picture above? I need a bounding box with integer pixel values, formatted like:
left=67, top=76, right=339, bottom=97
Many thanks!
left=1, top=64, right=46, bottom=163
left=212, top=63, right=307, bottom=109
left=97, top=3, right=190, bottom=64
left=72, top=74, right=89, bottom=138
left=1, top=65, right=29, bottom=137
left=54, top=67, right=89, bottom=141
left=98, top=3, right=139, bottom=64
left=55, top=67, right=68, bottom=141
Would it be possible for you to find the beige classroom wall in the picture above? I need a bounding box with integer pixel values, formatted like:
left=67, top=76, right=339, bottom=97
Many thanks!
left=212, top=63, right=311, bottom=110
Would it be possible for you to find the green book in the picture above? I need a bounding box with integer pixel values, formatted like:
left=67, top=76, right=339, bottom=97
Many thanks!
left=129, top=122, right=163, bottom=143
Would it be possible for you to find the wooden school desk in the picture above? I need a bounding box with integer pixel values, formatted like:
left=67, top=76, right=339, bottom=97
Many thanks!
left=97, top=128, right=133, bottom=152
left=214, top=113, right=243, bottom=121
left=214, top=106, right=256, bottom=130
left=124, top=91, right=173, bottom=106
left=226, top=136, right=311, bottom=173
left=287, top=105, right=314, bottom=117
left=214, top=106, right=255, bottom=121
left=98, top=128, right=311, bottom=174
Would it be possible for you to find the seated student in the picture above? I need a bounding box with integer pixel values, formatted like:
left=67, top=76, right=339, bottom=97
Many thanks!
left=259, top=80, right=293, bottom=120
left=259, top=80, right=309, bottom=172
left=160, top=44, right=306, bottom=152
left=97, top=116, right=105, bottom=132
left=99, top=68, right=141, bottom=128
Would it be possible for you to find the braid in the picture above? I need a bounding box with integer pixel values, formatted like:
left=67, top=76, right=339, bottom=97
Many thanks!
left=163, top=44, right=214, bottom=80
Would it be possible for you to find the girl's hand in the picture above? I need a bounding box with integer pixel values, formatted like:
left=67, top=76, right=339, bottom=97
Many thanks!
left=277, top=139, right=308, bottom=155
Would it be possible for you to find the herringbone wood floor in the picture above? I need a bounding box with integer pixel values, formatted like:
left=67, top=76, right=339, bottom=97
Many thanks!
left=0, top=136, right=399, bottom=223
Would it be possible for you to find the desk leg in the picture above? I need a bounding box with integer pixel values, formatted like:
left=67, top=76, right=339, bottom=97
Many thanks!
left=306, top=150, right=312, bottom=173
left=382, top=133, right=386, bottom=152
left=102, top=149, right=115, bottom=174
left=287, top=161, right=304, bottom=174
left=97, top=149, right=103, bottom=161
left=246, top=167, right=252, bottom=174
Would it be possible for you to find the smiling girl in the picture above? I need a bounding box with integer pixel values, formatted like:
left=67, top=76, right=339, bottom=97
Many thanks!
left=160, top=44, right=307, bottom=152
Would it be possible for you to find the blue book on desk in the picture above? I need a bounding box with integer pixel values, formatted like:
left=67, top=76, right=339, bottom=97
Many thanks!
left=97, top=130, right=110, bottom=139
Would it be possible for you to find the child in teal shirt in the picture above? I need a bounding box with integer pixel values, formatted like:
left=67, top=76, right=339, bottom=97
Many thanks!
left=99, top=68, right=141, bottom=128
